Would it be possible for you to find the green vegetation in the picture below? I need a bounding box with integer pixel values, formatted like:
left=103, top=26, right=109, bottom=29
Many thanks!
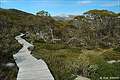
left=33, top=42, right=82, bottom=80
left=0, top=8, right=55, bottom=79
left=84, top=9, right=117, bottom=17
left=36, top=10, right=50, bottom=16
left=0, top=8, right=120, bottom=80
left=0, top=30, right=21, bottom=80
left=102, top=50, right=120, bottom=60
left=113, top=47, right=120, bottom=52
left=33, top=42, right=120, bottom=80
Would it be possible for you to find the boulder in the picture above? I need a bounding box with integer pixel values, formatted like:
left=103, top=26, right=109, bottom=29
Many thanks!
left=5, top=63, right=15, bottom=67
left=28, top=46, right=34, bottom=51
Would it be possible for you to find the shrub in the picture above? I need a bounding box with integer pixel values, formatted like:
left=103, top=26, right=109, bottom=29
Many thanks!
left=113, top=47, right=120, bottom=52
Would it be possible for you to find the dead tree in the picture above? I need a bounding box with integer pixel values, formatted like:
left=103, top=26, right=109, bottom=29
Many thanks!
left=49, top=27, right=61, bottom=43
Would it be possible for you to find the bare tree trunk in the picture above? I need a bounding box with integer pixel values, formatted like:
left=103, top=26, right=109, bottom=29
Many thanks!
left=49, top=28, right=61, bottom=43
left=49, top=28, right=54, bottom=43
left=66, top=37, right=79, bottom=44
left=39, top=31, right=47, bottom=42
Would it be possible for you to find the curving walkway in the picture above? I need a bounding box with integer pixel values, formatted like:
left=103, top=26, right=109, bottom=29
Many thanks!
left=13, top=33, right=54, bottom=80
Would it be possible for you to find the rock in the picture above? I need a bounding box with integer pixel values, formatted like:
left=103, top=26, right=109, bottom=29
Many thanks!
left=6, top=63, right=15, bottom=67
left=107, top=60, right=120, bottom=64
left=117, top=60, right=120, bottom=63
left=74, top=75, right=90, bottom=80
left=107, top=60, right=116, bottom=64
left=28, top=46, right=34, bottom=51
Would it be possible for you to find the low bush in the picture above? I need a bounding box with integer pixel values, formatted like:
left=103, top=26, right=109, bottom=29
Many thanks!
left=113, top=47, right=120, bottom=52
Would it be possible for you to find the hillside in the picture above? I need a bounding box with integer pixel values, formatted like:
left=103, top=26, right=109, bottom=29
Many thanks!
left=0, top=8, right=120, bottom=80
left=0, top=8, right=55, bottom=80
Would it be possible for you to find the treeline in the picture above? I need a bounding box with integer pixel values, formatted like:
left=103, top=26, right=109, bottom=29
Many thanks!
left=65, top=10, right=120, bottom=49
left=26, top=9, right=120, bottom=49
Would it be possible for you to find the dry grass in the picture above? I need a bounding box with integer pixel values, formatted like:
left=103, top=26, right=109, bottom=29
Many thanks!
left=32, top=42, right=120, bottom=80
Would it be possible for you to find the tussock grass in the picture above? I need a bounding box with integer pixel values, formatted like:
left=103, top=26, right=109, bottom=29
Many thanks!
left=101, top=49, right=120, bottom=60
left=33, top=42, right=120, bottom=80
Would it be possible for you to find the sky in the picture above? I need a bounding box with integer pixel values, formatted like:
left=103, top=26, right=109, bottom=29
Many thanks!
left=0, top=0, right=120, bottom=16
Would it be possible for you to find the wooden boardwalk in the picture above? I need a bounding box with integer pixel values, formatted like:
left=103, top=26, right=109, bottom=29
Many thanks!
left=13, top=33, right=54, bottom=80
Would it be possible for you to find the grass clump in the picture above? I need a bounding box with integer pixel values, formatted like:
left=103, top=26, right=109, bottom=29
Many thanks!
left=33, top=42, right=82, bottom=80
left=113, top=47, right=120, bottom=52
left=101, top=50, right=120, bottom=60
left=32, top=42, right=120, bottom=80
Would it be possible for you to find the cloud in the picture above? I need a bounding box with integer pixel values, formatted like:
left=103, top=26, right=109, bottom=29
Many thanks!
left=102, top=3, right=115, bottom=7
left=101, top=1, right=120, bottom=7
left=78, top=0, right=120, bottom=7
left=0, top=0, right=21, bottom=3
left=0, top=0, right=9, bottom=3
left=79, top=0, right=92, bottom=6
left=30, top=0, right=59, bottom=7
